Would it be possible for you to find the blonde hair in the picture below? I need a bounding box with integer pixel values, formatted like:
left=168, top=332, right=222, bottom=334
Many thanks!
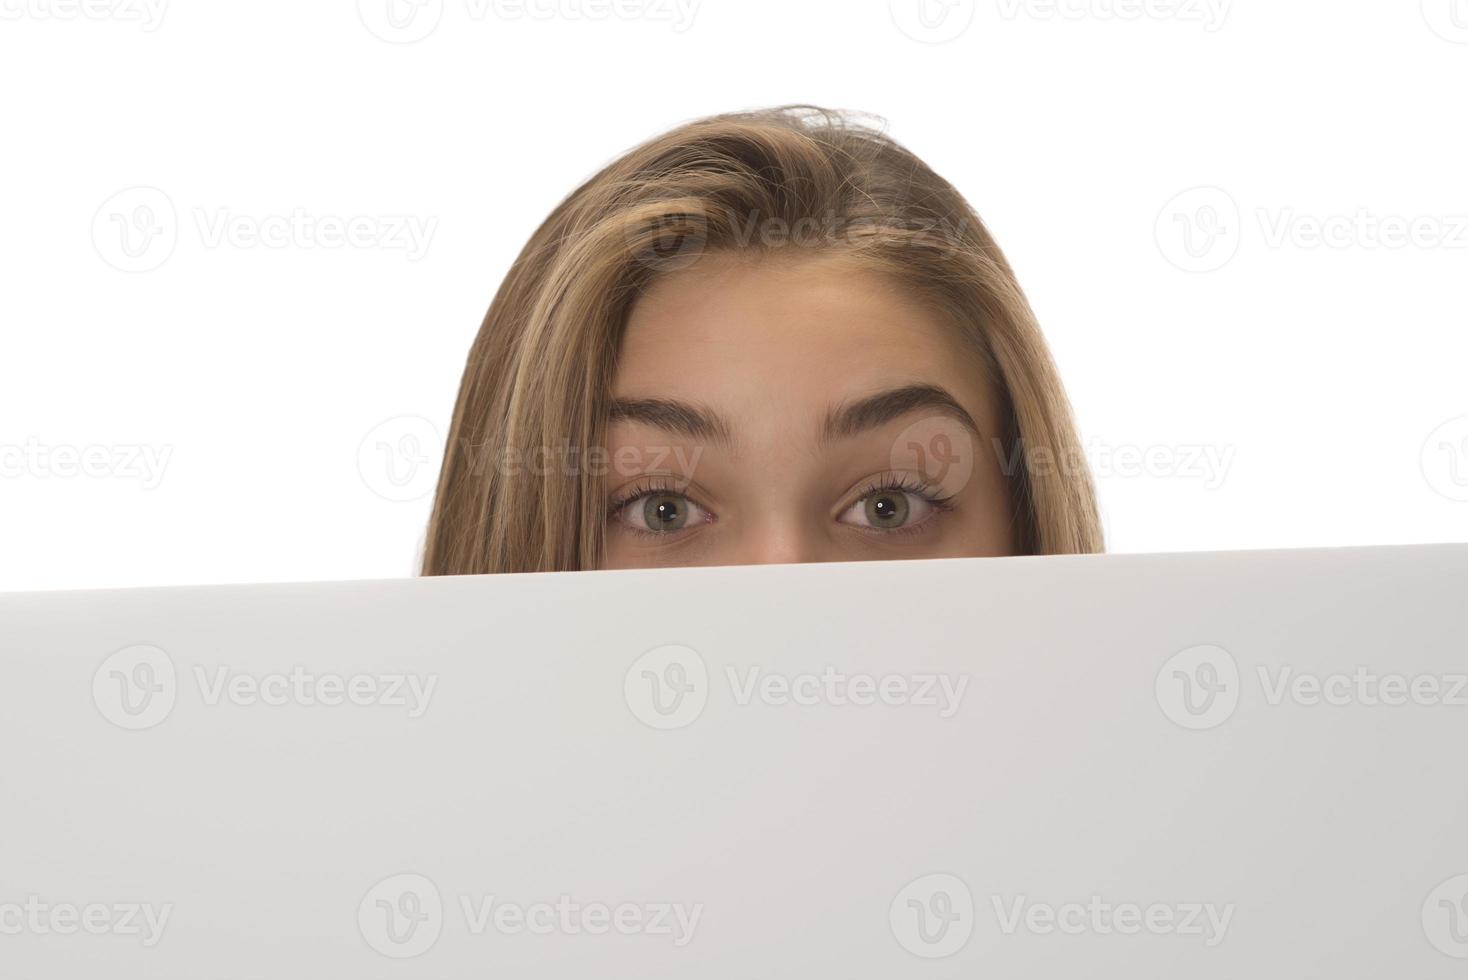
left=423, top=105, right=1103, bottom=574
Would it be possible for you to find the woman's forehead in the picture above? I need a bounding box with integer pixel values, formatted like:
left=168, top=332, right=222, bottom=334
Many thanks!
left=616, top=251, right=985, bottom=412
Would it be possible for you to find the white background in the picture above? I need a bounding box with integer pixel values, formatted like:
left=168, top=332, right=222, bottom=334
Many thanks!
left=2, top=0, right=1465, bottom=593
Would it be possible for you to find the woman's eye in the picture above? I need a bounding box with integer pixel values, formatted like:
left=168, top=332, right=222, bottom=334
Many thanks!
left=839, top=489, right=936, bottom=530
left=615, top=491, right=708, bottom=534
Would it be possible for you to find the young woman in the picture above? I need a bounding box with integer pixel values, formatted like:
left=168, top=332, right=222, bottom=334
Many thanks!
left=422, top=105, right=1102, bottom=574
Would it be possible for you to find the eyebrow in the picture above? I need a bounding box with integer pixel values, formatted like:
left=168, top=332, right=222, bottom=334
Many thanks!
left=822, top=383, right=982, bottom=445
left=606, top=397, right=736, bottom=447
left=607, top=383, right=981, bottom=449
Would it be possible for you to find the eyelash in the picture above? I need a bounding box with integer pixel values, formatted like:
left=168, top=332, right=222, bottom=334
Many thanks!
left=606, top=473, right=956, bottom=537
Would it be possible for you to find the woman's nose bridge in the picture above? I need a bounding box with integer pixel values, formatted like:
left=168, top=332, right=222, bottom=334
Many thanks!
left=735, top=513, right=827, bottom=565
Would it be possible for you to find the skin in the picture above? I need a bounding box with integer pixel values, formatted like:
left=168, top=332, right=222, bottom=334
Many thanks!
left=601, top=249, right=1017, bottom=569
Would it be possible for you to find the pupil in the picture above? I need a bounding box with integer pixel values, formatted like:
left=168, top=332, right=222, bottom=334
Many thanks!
left=868, top=492, right=908, bottom=526
left=655, top=500, right=679, bottom=524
